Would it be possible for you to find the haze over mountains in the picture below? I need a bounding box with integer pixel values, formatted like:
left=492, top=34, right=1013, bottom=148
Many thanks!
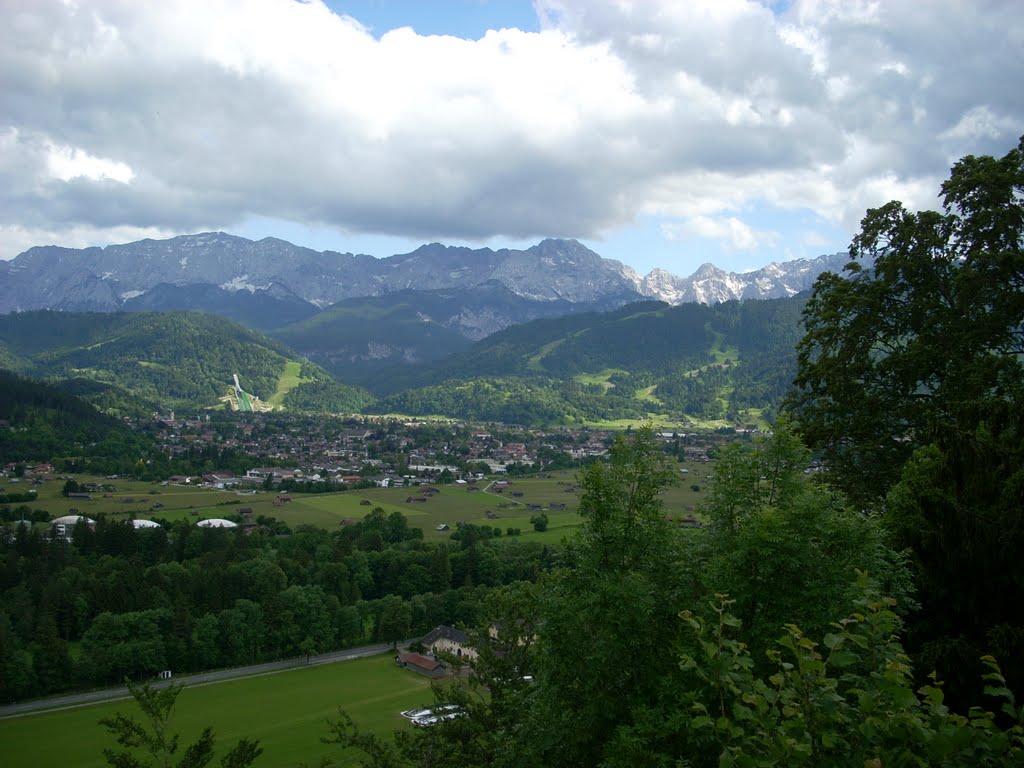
left=0, top=232, right=846, bottom=325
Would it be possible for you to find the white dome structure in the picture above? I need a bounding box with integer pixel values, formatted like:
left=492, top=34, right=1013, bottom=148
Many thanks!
left=196, top=518, right=238, bottom=528
left=129, top=519, right=163, bottom=529
left=51, top=515, right=95, bottom=527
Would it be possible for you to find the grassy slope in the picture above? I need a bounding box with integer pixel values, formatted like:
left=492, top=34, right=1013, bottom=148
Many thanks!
left=0, top=653, right=431, bottom=768
left=267, top=360, right=311, bottom=407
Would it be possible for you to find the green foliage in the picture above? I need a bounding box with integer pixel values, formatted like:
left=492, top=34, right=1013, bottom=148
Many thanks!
left=674, top=584, right=1024, bottom=767
left=325, top=425, right=1021, bottom=768
left=281, top=378, right=375, bottom=413
left=0, top=369, right=149, bottom=463
left=788, top=137, right=1024, bottom=504
left=515, top=427, right=689, bottom=768
left=787, top=136, right=1024, bottom=704
left=371, top=297, right=808, bottom=424
left=573, top=426, right=678, bottom=573
left=100, top=680, right=262, bottom=768
left=81, top=610, right=170, bottom=685
left=374, top=595, right=411, bottom=648
left=697, top=422, right=913, bottom=674
left=373, top=374, right=645, bottom=425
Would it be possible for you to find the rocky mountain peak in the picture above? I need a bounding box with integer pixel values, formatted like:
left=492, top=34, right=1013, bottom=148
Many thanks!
left=0, top=232, right=847, bottom=319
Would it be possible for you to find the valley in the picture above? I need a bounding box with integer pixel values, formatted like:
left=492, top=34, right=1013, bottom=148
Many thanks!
left=3, top=2, right=1020, bottom=763
left=3, top=143, right=1022, bottom=765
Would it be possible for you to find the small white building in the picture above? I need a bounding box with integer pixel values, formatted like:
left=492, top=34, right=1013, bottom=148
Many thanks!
left=51, top=515, right=95, bottom=539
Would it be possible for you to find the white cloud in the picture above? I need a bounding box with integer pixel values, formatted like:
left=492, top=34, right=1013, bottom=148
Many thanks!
left=46, top=143, right=134, bottom=184
left=663, top=215, right=779, bottom=253
left=801, top=230, right=832, bottom=248
left=0, top=223, right=179, bottom=258
left=940, top=105, right=1018, bottom=142
left=0, top=0, right=1021, bottom=262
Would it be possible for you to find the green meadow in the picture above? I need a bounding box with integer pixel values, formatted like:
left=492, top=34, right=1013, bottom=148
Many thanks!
left=0, top=653, right=432, bottom=768
left=267, top=360, right=313, bottom=408
left=19, top=465, right=714, bottom=540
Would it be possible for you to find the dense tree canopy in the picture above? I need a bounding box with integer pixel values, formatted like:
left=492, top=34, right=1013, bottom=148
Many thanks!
left=788, top=137, right=1024, bottom=502
left=326, top=427, right=1023, bottom=768
left=787, top=136, right=1024, bottom=704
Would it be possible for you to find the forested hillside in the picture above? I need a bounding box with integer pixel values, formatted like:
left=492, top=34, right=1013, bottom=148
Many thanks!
left=0, top=312, right=372, bottom=415
left=371, top=296, right=806, bottom=424
left=0, top=370, right=150, bottom=464
left=0, top=296, right=810, bottom=425
left=270, top=281, right=629, bottom=384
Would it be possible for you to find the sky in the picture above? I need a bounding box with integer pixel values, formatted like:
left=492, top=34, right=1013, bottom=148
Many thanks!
left=1, top=0, right=1022, bottom=277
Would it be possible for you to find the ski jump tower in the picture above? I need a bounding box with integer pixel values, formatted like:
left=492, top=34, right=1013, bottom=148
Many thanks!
left=233, top=373, right=254, bottom=411
left=227, top=373, right=271, bottom=412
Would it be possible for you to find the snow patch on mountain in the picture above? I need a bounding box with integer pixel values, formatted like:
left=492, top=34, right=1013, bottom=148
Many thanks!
left=219, top=275, right=271, bottom=293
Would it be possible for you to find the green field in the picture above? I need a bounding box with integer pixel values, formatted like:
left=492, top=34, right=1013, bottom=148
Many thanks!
left=16, top=464, right=714, bottom=540
left=0, top=653, right=431, bottom=768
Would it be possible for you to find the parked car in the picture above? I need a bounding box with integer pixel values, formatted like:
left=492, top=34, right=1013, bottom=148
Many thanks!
left=400, top=707, right=433, bottom=720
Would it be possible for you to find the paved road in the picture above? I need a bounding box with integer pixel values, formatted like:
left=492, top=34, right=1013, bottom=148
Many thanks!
left=0, top=641, right=407, bottom=720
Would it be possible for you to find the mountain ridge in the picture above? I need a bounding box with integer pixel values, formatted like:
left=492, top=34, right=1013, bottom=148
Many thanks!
left=0, top=232, right=846, bottom=318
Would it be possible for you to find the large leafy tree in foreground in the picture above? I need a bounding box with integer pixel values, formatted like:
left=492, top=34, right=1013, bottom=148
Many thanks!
left=789, top=136, right=1023, bottom=502
left=787, top=136, right=1024, bottom=702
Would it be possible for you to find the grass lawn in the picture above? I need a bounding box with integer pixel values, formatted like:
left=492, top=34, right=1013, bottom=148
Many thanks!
left=0, top=653, right=433, bottom=768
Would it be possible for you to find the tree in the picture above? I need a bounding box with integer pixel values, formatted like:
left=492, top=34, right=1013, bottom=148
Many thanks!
left=517, top=426, right=687, bottom=768
left=699, top=422, right=910, bottom=663
left=375, top=595, right=411, bottom=649
left=787, top=136, right=1024, bottom=704
left=100, top=680, right=262, bottom=768
left=788, top=136, right=1024, bottom=504
left=428, top=545, right=452, bottom=593
left=528, top=513, right=548, bottom=532
left=82, top=610, right=168, bottom=685
left=0, top=612, right=36, bottom=703
left=31, top=610, right=72, bottom=695
left=270, top=585, right=335, bottom=658
left=669, top=583, right=1024, bottom=768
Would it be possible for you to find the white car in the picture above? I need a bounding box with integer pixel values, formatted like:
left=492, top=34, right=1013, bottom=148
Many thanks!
left=400, top=707, right=433, bottom=720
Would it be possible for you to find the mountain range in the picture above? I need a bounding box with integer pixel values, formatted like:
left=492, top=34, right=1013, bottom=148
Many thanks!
left=0, top=232, right=848, bottom=423
left=0, top=232, right=845, bottom=320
